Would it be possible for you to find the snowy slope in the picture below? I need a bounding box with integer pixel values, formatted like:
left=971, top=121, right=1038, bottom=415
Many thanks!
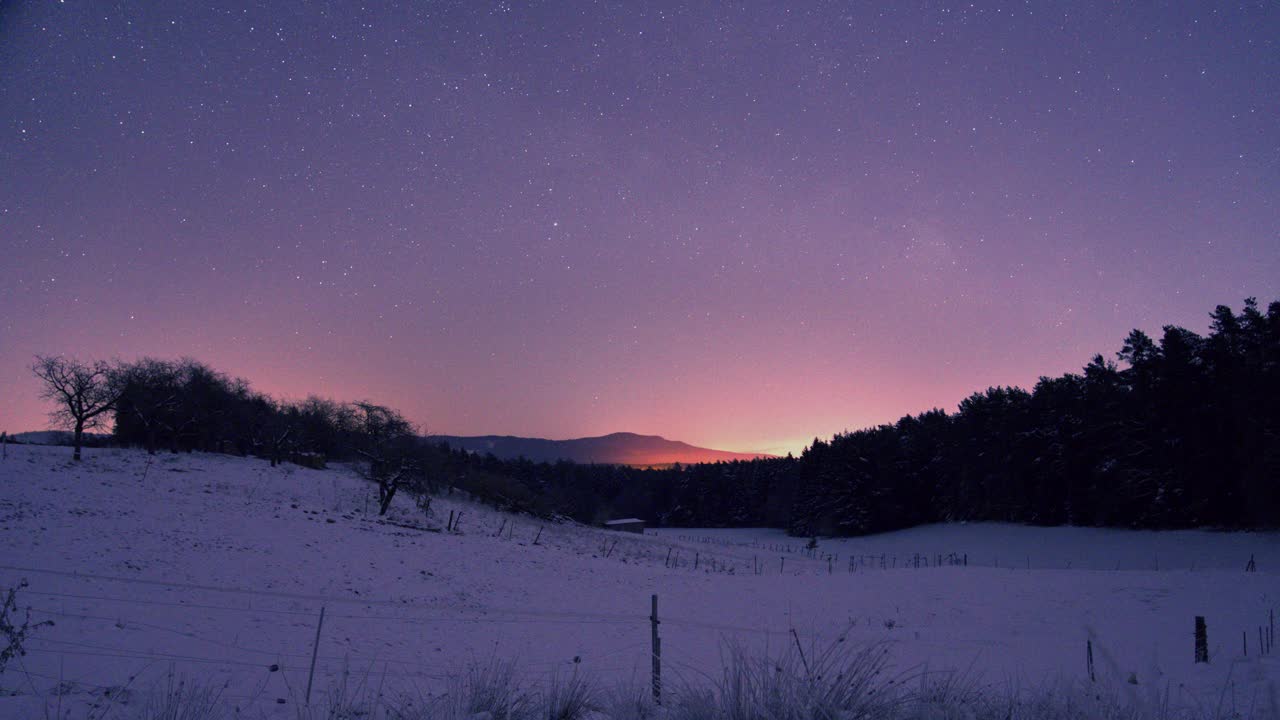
left=1, top=444, right=1277, bottom=718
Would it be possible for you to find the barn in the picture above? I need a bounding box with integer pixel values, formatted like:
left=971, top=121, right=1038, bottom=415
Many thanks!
left=604, top=518, right=646, bottom=534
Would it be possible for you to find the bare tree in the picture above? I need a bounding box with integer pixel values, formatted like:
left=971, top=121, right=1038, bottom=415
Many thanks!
left=261, top=399, right=294, bottom=467
left=30, top=355, right=121, bottom=461
left=349, top=402, right=420, bottom=515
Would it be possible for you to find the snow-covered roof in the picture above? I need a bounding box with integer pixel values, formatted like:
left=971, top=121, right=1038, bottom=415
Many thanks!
left=604, top=518, right=644, bottom=525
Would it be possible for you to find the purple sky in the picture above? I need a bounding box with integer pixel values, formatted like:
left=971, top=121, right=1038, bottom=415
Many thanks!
left=1, top=2, right=1276, bottom=455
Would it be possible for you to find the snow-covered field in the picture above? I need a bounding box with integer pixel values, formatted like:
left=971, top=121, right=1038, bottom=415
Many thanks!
left=1, top=444, right=1277, bottom=718
left=649, top=523, right=1280, bottom=572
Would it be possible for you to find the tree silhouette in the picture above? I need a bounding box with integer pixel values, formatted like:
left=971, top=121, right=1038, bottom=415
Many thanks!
left=31, top=355, right=121, bottom=461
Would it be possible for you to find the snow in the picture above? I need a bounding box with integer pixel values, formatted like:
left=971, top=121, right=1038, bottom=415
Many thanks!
left=647, top=524, right=1280, bottom=572
left=1, top=444, right=1277, bottom=717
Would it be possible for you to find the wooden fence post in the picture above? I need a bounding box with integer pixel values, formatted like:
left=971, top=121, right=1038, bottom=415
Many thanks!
left=306, top=606, right=326, bottom=705
left=650, top=595, right=661, bottom=704
left=1194, top=616, right=1208, bottom=663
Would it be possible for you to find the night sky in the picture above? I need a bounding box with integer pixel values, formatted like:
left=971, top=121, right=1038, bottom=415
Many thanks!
left=1, top=2, right=1276, bottom=455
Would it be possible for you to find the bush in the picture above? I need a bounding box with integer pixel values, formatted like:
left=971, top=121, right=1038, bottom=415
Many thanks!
left=1, top=580, right=53, bottom=679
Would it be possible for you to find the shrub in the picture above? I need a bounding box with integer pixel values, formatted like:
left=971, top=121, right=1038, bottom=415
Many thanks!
left=0, top=580, right=53, bottom=678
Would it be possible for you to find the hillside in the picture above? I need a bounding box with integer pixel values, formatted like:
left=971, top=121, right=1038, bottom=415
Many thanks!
left=427, top=431, right=773, bottom=466
left=0, top=445, right=1277, bottom=718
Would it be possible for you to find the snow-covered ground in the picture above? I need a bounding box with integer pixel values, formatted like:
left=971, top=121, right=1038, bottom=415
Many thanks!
left=1, top=444, right=1277, bottom=717
left=649, top=523, right=1280, bottom=572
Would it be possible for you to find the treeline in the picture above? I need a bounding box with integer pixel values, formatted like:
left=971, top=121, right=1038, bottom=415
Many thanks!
left=786, top=298, right=1280, bottom=534
left=29, top=354, right=429, bottom=512
left=84, top=356, right=374, bottom=464
left=30, top=297, right=1280, bottom=533
left=424, top=449, right=800, bottom=528
left=433, top=298, right=1280, bottom=533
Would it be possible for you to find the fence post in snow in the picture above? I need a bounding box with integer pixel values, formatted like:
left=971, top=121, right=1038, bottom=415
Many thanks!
left=650, top=594, right=662, bottom=705
left=1194, top=616, right=1208, bottom=664
left=1087, top=639, right=1095, bottom=682
left=305, top=605, right=326, bottom=705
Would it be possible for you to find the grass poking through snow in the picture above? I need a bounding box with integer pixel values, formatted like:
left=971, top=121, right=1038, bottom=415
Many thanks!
left=16, top=642, right=1277, bottom=719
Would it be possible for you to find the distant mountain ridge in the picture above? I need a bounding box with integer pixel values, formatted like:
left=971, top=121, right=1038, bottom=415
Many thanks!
left=426, top=431, right=772, bottom=467
left=6, top=430, right=111, bottom=446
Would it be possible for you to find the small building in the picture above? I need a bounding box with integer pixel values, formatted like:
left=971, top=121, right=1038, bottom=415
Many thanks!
left=604, top=518, right=646, bottom=534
